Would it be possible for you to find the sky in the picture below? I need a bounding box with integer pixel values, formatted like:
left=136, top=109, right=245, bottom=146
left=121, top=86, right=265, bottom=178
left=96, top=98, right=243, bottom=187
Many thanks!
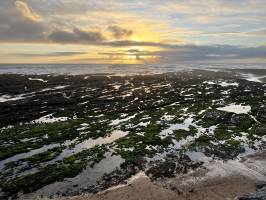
left=0, top=0, right=266, bottom=64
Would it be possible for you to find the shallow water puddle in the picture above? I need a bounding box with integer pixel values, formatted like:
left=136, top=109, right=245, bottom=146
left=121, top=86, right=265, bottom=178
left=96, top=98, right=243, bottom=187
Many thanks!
left=203, top=81, right=238, bottom=87
left=160, top=116, right=194, bottom=138
left=109, top=114, right=137, bottom=126
left=171, top=125, right=217, bottom=149
left=219, top=82, right=238, bottom=87
left=32, top=113, right=69, bottom=123
left=0, top=94, right=31, bottom=102
left=28, top=78, right=48, bottom=82
left=186, top=151, right=212, bottom=163
left=70, top=130, right=128, bottom=151
left=25, top=153, right=124, bottom=198
left=39, top=85, right=70, bottom=92
left=0, top=144, right=60, bottom=170
left=241, top=73, right=265, bottom=83
left=216, top=104, right=251, bottom=114
left=51, top=130, right=128, bottom=162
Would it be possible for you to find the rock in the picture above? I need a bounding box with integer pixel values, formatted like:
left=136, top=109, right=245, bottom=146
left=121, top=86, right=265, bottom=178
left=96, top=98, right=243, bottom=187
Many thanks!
left=189, top=188, right=194, bottom=193
left=146, top=155, right=203, bottom=180
left=147, top=161, right=176, bottom=179
left=256, top=183, right=266, bottom=190
left=252, top=105, right=266, bottom=122
left=227, top=125, right=237, bottom=129
left=237, top=182, right=266, bottom=200
left=256, top=127, right=266, bottom=136
left=170, top=184, right=177, bottom=191
left=203, top=110, right=228, bottom=123
left=228, top=114, right=254, bottom=129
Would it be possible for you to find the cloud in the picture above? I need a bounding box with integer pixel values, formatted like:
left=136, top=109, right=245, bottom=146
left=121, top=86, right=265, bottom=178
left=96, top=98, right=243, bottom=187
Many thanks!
left=99, top=49, right=151, bottom=56
left=246, top=28, right=266, bottom=36
left=48, top=28, right=105, bottom=44
left=15, top=0, right=41, bottom=21
left=0, top=1, right=106, bottom=44
left=156, top=0, right=266, bottom=24
left=108, top=25, right=133, bottom=39
left=100, top=40, right=179, bottom=48
left=99, top=45, right=266, bottom=63
left=0, top=0, right=46, bottom=42
left=11, top=51, right=87, bottom=57
left=159, top=45, right=266, bottom=62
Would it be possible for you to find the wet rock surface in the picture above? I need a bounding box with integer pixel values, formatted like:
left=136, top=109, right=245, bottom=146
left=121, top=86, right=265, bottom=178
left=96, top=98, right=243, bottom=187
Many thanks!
left=147, top=155, right=203, bottom=179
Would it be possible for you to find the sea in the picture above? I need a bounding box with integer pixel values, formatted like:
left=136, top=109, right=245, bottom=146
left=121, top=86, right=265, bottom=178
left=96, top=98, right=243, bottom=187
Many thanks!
left=0, top=63, right=265, bottom=75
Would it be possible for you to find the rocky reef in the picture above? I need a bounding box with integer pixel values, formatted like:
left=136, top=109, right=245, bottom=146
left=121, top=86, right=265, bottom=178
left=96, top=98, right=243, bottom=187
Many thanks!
left=0, top=69, right=265, bottom=199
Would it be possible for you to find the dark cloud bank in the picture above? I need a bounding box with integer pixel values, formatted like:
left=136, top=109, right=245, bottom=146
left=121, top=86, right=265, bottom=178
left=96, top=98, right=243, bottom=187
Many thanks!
left=108, top=25, right=133, bottom=39
left=48, top=29, right=105, bottom=44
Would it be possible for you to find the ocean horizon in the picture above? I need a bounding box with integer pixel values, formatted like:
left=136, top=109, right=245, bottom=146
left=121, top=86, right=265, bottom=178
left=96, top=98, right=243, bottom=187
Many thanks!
left=0, top=63, right=266, bottom=75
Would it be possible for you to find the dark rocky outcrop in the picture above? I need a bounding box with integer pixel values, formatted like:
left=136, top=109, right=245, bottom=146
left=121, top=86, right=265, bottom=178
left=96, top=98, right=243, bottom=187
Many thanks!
left=237, top=182, right=266, bottom=200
